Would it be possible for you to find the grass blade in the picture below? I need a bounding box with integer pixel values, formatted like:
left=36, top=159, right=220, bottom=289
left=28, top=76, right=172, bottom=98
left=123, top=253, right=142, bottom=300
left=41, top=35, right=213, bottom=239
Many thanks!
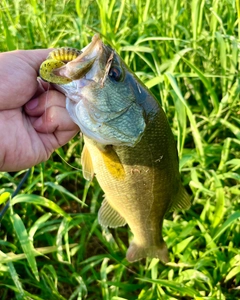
left=165, top=72, right=205, bottom=164
left=137, top=277, right=201, bottom=297
left=213, top=211, right=240, bottom=241
left=11, top=194, right=72, bottom=221
left=44, top=181, right=87, bottom=206
left=211, top=171, right=225, bottom=230
left=181, top=57, right=219, bottom=114
left=10, top=213, right=39, bottom=281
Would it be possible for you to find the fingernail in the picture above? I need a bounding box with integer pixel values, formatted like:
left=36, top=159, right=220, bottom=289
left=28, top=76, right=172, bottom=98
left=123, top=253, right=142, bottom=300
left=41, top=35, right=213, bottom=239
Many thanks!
left=26, top=98, right=39, bottom=110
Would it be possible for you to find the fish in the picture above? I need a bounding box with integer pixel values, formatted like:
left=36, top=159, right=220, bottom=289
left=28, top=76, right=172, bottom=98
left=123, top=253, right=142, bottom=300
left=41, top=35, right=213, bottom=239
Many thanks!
left=39, top=34, right=190, bottom=263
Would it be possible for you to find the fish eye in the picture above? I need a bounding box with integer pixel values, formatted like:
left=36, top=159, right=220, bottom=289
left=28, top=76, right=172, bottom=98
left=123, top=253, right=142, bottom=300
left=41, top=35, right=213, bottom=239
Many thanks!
left=108, top=66, right=122, bottom=82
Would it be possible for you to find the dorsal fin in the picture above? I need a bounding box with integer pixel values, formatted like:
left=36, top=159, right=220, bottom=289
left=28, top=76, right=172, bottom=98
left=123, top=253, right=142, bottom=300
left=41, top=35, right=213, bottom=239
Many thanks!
left=98, top=198, right=126, bottom=228
left=168, top=184, right=191, bottom=212
left=81, top=145, right=94, bottom=181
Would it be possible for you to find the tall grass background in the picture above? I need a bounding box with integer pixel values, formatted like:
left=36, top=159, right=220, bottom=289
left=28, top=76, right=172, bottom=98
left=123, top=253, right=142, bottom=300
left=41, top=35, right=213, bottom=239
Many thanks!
left=0, top=0, right=239, bottom=299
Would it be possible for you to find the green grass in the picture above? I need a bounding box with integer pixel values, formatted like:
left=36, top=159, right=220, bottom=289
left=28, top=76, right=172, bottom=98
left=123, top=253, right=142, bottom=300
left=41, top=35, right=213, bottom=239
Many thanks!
left=0, top=0, right=240, bottom=299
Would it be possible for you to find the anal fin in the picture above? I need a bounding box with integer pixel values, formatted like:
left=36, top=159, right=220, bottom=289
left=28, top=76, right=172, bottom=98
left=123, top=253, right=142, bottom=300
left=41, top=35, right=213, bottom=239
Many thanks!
left=98, top=198, right=126, bottom=228
left=168, top=184, right=191, bottom=212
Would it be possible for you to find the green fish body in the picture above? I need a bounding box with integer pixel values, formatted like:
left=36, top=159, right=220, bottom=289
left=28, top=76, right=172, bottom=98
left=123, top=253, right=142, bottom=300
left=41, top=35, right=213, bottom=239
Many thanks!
left=39, top=34, right=190, bottom=263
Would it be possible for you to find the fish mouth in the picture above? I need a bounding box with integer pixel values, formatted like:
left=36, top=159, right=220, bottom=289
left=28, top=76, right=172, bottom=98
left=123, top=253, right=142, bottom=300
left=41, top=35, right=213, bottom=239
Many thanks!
left=53, top=34, right=105, bottom=82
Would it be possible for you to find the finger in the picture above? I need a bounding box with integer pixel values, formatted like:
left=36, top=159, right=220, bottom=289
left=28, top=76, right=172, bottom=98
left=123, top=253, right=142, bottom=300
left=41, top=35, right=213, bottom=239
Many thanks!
left=32, top=105, right=79, bottom=151
left=38, top=78, right=55, bottom=91
left=33, top=105, right=79, bottom=136
left=14, top=49, right=53, bottom=72
left=32, top=78, right=52, bottom=99
left=25, top=90, right=66, bottom=117
left=0, top=49, right=53, bottom=109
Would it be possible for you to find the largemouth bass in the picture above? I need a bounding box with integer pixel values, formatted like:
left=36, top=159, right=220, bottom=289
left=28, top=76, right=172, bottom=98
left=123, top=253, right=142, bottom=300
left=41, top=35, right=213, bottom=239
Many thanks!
left=39, top=34, right=190, bottom=263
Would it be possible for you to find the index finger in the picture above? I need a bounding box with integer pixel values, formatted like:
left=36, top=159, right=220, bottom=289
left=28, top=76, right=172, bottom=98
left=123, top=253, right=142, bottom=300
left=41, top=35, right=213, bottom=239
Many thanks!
left=0, top=49, right=53, bottom=109
left=13, top=49, right=53, bottom=71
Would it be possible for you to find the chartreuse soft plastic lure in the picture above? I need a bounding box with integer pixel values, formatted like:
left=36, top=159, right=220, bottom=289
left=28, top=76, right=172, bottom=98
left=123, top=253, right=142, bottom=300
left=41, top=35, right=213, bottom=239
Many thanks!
left=39, top=47, right=82, bottom=84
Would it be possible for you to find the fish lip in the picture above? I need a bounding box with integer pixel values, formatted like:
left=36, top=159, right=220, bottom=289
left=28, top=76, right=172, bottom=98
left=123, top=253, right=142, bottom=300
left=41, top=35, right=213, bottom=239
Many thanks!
left=54, top=34, right=113, bottom=102
left=79, top=34, right=102, bottom=59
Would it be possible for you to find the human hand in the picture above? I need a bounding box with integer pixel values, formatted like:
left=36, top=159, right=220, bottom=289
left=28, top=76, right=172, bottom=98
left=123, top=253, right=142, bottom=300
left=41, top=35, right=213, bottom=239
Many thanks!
left=0, top=49, right=79, bottom=172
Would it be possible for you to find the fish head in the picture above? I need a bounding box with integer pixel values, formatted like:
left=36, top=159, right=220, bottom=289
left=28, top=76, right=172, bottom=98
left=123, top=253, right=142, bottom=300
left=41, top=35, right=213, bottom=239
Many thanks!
left=52, top=34, right=146, bottom=147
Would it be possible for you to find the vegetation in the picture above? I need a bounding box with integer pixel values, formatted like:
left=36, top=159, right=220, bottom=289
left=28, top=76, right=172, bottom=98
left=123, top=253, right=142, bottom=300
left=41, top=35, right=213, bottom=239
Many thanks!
left=0, top=0, right=239, bottom=299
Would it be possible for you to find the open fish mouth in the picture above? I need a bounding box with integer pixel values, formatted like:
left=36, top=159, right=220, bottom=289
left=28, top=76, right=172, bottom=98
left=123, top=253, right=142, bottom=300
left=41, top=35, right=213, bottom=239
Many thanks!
left=39, top=34, right=108, bottom=86
left=52, top=34, right=105, bottom=83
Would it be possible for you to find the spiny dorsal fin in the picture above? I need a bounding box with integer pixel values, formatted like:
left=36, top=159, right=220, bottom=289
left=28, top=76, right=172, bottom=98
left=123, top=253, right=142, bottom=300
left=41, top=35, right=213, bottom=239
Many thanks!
left=98, top=198, right=126, bottom=228
left=81, top=145, right=94, bottom=181
left=168, top=184, right=191, bottom=212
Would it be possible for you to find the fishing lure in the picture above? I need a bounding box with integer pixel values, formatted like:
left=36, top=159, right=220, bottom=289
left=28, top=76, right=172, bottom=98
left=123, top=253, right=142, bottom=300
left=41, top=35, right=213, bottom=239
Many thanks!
left=39, top=47, right=82, bottom=84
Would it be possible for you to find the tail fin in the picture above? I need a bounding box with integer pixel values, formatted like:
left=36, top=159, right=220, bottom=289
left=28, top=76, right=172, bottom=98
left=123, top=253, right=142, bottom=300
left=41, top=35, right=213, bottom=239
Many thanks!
left=126, top=240, right=169, bottom=263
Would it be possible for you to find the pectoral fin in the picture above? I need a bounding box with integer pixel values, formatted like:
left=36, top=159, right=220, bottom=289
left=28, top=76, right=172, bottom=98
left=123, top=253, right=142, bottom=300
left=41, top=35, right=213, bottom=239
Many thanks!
left=100, top=146, right=125, bottom=180
left=98, top=198, right=126, bottom=228
left=81, top=145, right=94, bottom=180
left=168, top=184, right=191, bottom=212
